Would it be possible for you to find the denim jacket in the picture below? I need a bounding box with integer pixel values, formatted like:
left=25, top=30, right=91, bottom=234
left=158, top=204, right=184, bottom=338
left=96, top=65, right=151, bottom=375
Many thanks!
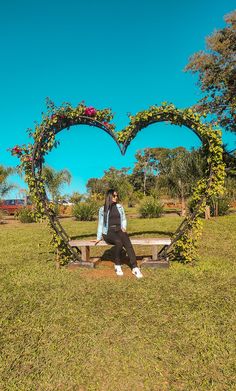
left=96, top=203, right=127, bottom=240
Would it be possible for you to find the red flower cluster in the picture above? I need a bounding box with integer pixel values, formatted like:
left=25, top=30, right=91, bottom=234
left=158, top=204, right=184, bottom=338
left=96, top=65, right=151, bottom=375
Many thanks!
left=11, top=145, right=22, bottom=155
left=84, top=107, right=97, bottom=117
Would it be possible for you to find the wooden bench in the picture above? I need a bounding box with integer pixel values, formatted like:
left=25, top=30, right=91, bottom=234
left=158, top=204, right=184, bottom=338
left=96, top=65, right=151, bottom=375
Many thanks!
left=69, top=238, right=171, bottom=268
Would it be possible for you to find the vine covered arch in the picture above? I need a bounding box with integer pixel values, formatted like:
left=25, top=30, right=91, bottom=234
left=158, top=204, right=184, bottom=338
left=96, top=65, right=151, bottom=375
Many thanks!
left=11, top=101, right=225, bottom=266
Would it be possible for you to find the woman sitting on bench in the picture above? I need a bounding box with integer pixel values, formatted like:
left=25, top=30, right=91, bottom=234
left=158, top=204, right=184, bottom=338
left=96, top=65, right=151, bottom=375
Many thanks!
left=93, top=189, right=143, bottom=279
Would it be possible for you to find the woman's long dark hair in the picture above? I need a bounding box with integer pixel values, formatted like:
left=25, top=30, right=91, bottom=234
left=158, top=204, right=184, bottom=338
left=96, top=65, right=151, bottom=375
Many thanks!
left=103, top=188, right=118, bottom=226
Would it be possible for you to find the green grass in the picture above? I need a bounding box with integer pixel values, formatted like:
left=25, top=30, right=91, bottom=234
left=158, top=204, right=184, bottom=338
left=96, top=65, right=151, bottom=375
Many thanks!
left=0, top=215, right=236, bottom=390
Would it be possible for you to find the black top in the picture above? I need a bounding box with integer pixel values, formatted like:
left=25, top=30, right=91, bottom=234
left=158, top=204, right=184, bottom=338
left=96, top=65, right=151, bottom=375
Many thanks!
left=108, top=202, right=121, bottom=228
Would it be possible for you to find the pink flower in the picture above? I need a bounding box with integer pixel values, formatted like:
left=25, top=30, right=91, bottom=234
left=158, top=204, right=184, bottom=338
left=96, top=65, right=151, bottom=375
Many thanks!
left=84, top=107, right=97, bottom=117
left=103, top=121, right=109, bottom=127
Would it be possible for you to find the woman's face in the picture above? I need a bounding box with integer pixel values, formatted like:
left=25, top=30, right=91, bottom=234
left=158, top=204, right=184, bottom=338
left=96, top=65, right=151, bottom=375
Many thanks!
left=112, top=192, right=118, bottom=202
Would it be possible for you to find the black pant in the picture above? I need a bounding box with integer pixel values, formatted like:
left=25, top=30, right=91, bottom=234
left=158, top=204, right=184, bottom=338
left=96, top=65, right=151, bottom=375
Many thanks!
left=102, top=228, right=137, bottom=268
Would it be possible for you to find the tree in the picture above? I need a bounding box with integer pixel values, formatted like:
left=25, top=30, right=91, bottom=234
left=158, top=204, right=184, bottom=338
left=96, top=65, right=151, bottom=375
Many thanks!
left=69, top=192, right=84, bottom=204
left=212, top=147, right=236, bottom=216
left=86, top=167, right=133, bottom=202
left=42, top=166, right=71, bottom=203
left=129, top=148, right=158, bottom=195
left=86, top=177, right=107, bottom=195
left=154, top=147, right=206, bottom=216
left=223, top=147, right=236, bottom=176
left=185, top=10, right=236, bottom=133
left=103, top=167, right=133, bottom=201
left=224, top=176, right=236, bottom=201
left=0, top=165, right=15, bottom=198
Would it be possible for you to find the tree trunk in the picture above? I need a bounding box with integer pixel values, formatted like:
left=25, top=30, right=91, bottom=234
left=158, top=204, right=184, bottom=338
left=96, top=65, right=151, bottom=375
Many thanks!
left=143, top=170, right=147, bottom=196
left=214, top=201, right=219, bottom=217
left=179, top=181, right=186, bottom=216
left=181, top=196, right=186, bottom=216
left=143, top=149, right=151, bottom=196
left=205, top=205, right=211, bottom=219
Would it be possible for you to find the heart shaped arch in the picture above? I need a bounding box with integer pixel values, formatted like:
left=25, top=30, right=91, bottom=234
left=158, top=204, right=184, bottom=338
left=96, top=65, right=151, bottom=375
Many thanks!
left=11, top=101, right=225, bottom=266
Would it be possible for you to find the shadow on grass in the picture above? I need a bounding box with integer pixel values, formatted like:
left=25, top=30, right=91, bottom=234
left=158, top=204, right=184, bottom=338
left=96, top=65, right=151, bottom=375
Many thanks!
left=43, top=248, right=141, bottom=268
left=99, top=248, right=143, bottom=268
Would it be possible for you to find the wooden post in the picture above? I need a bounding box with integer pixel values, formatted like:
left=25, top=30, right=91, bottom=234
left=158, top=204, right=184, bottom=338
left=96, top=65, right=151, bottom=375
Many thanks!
left=81, top=246, right=90, bottom=262
left=55, top=249, right=60, bottom=269
left=205, top=205, right=211, bottom=220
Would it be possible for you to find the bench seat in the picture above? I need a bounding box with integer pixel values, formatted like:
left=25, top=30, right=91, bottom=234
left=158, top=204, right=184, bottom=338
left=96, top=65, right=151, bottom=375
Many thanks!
left=69, top=238, right=171, bottom=265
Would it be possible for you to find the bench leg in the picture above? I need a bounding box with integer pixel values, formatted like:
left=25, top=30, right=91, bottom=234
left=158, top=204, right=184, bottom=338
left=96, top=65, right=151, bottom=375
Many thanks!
left=152, top=245, right=158, bottom=261
left=141, top=245, right=169, bottom=268
left=81, top=246, right=90, bottom=262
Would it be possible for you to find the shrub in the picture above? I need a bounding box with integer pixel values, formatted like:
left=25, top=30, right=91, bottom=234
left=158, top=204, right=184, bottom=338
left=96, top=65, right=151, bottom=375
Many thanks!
left=188, top=194, right=232, bottom=217
left=138, top=196, right=164, bottom=218
left=69, top=192, right=84, bottom=203
left=127, top=192, right=140, bottom=207
left=73, top=201, right=98, bottom=221
left=0, top=210, right=7, bottom=224
left=48, top=202, right=60, bottom=216
left=15, top=207, right=36, bottom=223
left=210, top=195, right=231, bottom=216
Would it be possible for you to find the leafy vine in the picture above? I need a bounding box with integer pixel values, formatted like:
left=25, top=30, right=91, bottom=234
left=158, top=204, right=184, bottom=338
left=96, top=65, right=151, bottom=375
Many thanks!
left=10, top=100, right=225, bottom=265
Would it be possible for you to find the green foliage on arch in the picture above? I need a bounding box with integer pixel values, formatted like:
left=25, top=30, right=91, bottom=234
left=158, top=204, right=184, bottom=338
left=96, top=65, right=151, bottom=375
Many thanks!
left=117, top=102, right=226, bottom=262
left=10, top=101, right=225, bottom=266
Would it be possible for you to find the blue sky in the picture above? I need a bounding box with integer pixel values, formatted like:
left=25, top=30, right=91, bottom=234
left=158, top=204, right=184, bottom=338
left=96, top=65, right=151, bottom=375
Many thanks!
left=1, top=0, right=235, bottom=197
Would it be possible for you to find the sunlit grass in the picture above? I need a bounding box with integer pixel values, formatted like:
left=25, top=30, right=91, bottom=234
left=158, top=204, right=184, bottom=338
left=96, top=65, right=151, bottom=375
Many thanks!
left=0, top=215, right=235, bottom=390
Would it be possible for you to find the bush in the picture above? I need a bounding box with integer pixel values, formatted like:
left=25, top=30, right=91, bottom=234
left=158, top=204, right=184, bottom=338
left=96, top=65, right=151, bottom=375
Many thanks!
left=210, top=195, right=231, bottom=216
left=138, top=196, right=164, bottom=218
left=72, top=201, right=98, bottom=221
left=48, top=202, right=60, bottom=216
left=127, top=192, right=140, bottom=207
left=0, top=210, right=7, bottom=224
left=188, top=194, right=232, bottom=217
left=69, top=192, right=84, bottom=204
left=15, top=207, right=36, bottom=223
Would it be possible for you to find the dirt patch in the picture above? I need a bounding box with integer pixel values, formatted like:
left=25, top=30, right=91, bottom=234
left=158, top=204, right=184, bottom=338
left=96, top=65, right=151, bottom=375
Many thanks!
left=67, top=260, right=140, bottom=280
left=0, top=216, right=21, bottom=225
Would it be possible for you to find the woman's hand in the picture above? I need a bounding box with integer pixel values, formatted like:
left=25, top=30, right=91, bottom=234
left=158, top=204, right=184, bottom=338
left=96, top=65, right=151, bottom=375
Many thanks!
left=121, top=228, right=126, bottom=232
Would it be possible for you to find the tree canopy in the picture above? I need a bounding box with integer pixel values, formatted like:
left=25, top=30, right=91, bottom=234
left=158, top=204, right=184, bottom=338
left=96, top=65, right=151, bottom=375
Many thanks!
left=85, top=146, right=207, bottom=215
left=0, top=165, right=15, bottom=198
left=42, top=166, right=71, bottom=203
left=185, top=10, right=236, bottom=133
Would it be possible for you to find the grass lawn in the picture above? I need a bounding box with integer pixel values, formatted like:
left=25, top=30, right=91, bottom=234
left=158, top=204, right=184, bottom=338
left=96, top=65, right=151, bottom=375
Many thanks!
left=0, top=215, right=235, bottom=390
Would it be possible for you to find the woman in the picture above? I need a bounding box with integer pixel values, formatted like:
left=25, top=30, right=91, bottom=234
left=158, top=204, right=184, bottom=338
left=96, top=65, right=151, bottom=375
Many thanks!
left=93, top=189, right=143, bottom=278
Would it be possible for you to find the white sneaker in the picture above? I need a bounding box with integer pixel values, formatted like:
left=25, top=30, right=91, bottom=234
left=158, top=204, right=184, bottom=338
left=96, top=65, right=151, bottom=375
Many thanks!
left=132, top=267, right=143, bottom=279
left=114, top=265, right=123, bottom=276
